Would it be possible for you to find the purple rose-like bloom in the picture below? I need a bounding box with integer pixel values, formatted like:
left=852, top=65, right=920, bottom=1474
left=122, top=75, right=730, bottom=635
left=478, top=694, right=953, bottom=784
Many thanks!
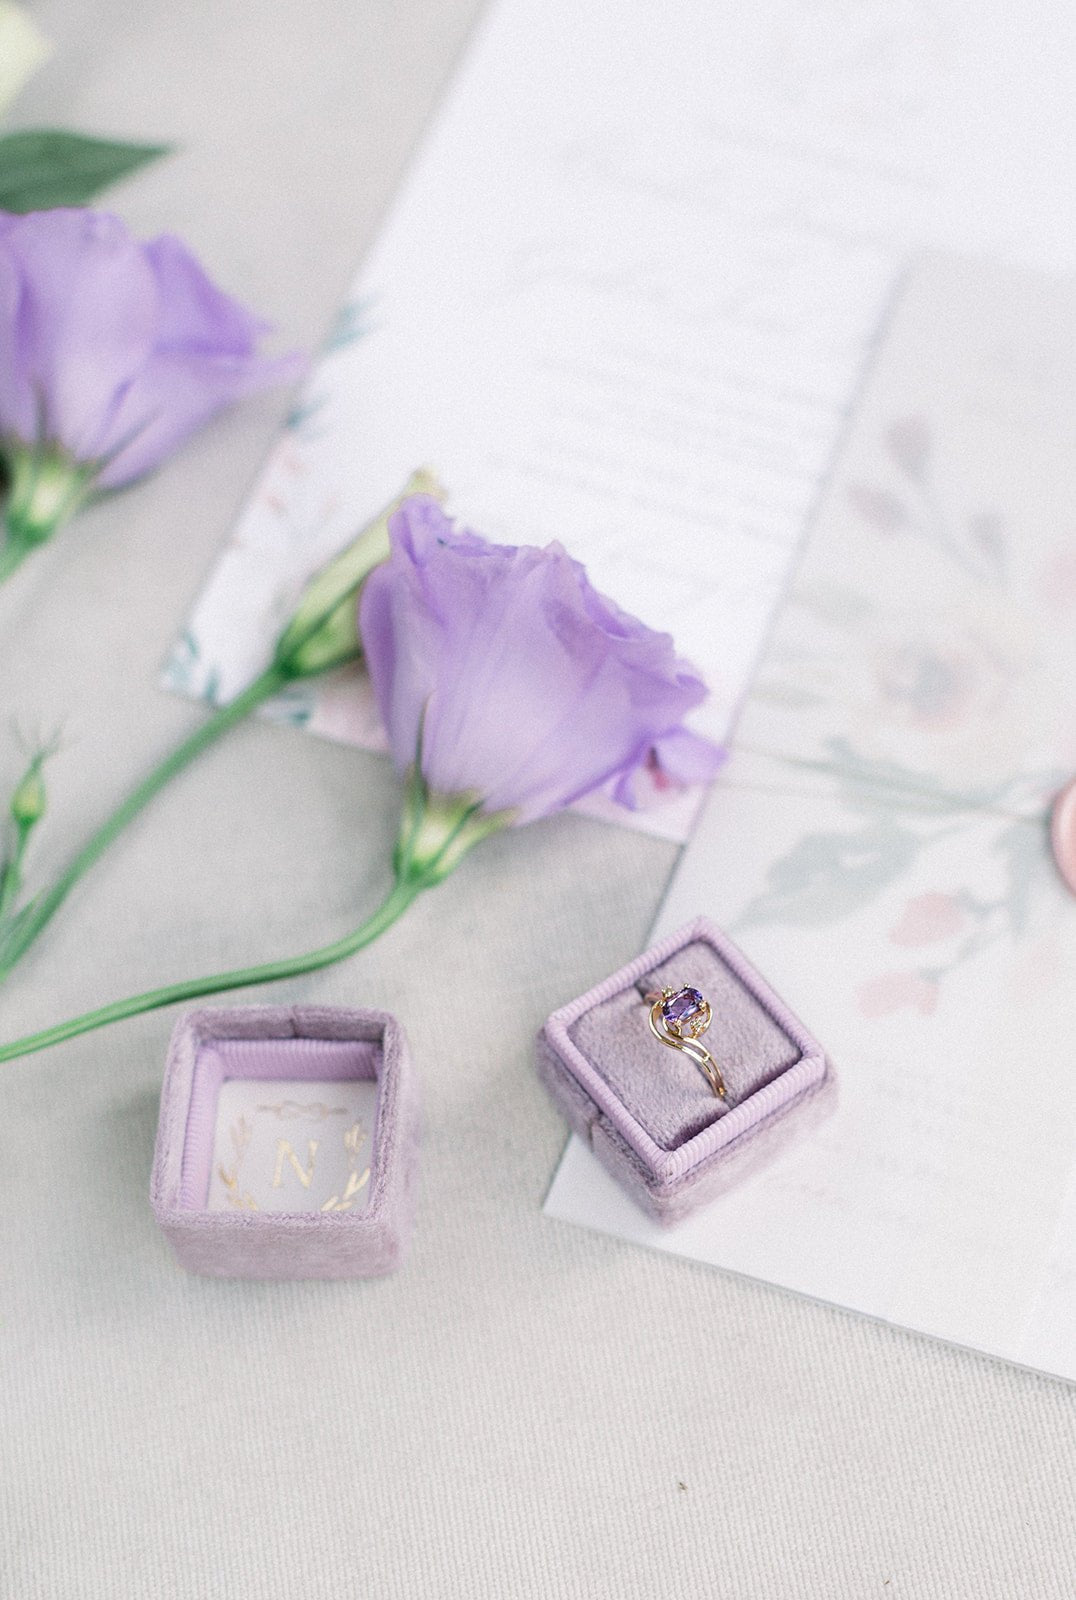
left=359, top=496, right=725, bottom=837
left=0, top=208, right=300, bottom=560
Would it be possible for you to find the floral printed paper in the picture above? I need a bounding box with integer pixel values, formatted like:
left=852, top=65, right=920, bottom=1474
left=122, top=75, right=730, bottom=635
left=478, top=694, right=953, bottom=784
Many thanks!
left=547, top=254, right=1076, bottom=1383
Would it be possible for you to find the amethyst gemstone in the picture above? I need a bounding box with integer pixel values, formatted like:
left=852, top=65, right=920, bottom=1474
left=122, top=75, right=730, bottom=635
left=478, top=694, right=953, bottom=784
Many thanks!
left=662, top=986, right=705, bottom=1025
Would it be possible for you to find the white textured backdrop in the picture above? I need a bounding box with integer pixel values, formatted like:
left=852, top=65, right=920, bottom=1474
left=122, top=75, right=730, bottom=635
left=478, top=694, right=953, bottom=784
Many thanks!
left=0, top=3, right=1074, bottom=1594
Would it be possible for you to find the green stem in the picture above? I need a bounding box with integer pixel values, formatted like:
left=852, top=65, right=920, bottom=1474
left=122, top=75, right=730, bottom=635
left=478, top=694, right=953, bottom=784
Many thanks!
left=0, top=536, right=33, bottom=586
left=0, top=823, right=30, bottom=924
left=0, top=664, right=288, bottom=980
left=0, top=876, right=422, bottom=1063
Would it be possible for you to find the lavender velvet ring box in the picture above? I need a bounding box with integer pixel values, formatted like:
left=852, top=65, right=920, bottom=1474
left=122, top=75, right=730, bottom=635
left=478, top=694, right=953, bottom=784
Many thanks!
left=151, top=1006, right=420, bottom=1279
left=537, top=917, right=834, bottom=1225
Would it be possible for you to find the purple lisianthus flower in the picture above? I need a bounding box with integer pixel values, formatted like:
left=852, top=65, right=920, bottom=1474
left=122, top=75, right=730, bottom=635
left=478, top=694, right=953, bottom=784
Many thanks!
left=359, top=495, right=724, bottom=882
left=612, top=725, right=728, bottom=809
left=0, top=208, right=300, bottom=576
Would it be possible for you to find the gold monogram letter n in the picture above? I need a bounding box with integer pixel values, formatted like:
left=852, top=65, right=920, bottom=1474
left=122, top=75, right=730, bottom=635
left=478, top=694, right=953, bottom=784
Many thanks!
left=272, top=1138, right=319, bottom=1190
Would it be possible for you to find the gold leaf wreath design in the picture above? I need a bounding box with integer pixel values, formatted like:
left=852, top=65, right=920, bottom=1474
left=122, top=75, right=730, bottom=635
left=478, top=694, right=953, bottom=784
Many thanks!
left=320, top=1164, right=371, bottom=1212
left=217, top=1116, right=371, bottom=1212
left=218, top=1116, right=259, bottom=1210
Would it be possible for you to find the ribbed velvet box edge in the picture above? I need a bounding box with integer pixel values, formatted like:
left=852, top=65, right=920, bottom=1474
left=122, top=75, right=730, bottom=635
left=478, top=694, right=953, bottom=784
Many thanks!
left=537, top=916, right=835, bottom=1226
left=150, top=1004, right=420, bottom=1279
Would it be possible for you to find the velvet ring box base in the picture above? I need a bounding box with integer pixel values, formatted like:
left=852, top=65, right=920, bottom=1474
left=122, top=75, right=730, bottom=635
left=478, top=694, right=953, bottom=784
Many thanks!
left=537, top=917, right=834, bottom=1225
left=151, top=1006, right=420, bottom=1279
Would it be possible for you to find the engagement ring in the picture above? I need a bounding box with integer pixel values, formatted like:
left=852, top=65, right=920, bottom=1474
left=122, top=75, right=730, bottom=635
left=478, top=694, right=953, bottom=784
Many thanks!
left=644, top=985, right=726, bottom=1100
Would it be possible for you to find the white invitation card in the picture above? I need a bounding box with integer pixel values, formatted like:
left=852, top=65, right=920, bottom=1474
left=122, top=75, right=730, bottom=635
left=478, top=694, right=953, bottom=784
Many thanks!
left=170, top=0, right=1076, bottom=841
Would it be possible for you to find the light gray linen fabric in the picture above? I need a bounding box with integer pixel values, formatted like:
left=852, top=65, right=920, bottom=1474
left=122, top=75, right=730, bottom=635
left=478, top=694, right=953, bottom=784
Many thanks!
left=1, top=3, right=1074, bottom=1594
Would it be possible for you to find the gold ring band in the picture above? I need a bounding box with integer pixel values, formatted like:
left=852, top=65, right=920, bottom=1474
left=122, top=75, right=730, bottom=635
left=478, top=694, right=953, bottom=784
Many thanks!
left=645, top=985, right=726, bottom=1099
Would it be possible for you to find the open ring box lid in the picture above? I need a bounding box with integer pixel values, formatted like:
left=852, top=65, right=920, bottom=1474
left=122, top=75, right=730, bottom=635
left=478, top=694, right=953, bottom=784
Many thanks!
left=537, top=917, right=835, bottom=1226
left=151, top=1005, right=420, bottom=1279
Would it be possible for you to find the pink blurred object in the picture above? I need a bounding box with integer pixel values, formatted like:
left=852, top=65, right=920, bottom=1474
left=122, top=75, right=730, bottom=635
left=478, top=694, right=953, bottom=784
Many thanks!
left=1050, top=776, right=1076, bottom=897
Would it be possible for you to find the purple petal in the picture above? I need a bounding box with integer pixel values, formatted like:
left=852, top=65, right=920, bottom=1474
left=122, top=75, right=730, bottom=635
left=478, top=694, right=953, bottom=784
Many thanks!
left=354, top=496, right=459, bottom=773
left=0, top=208, right=302, bottom=488
left=0, top=235, right=24, bottom=435
left=360, top=498, right=720, bottom=825
left=144, top=233, right=270, bottom=355
left=0, top=209, right=158, bottom=456
left=612, top=726, right=727, bottom=809
left=95, top=231, right=302, bottom=485
left=94, top=346, right=302, bottom=488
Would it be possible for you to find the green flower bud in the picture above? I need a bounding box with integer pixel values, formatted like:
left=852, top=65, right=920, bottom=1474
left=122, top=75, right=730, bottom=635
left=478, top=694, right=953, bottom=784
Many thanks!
left=3, top=440, right=96, bottom=549
left=10, top=752, right=47, bottom=830
left=274, top=467, right=444, bottom=680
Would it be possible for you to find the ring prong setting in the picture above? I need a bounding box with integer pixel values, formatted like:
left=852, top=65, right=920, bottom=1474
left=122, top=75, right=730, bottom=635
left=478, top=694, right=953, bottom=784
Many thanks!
left=658, top=984, right=710, bottom=1038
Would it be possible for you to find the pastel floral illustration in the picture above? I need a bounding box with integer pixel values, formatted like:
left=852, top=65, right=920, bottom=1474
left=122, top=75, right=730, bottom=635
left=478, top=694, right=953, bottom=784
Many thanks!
left=845, top=412, right=1007, bottom=583
left=884, top=414, right=930, bottom=484
left=0, top=498, right=724, bottom=1061
left=857, top=971, right=940, bottom=1019
left=888, top=891, right=966, bottom=947
left=1039, top=545, right=1076, bottom=612
left=735, top=793, right=920, bottom=934
left=870, top=637, right=1003, bottom=732
left=731, top=733, right=1058, bottom=1009
left=0, top=208, right=301, bottom=581
left=845, top=483, right=908, bottom=535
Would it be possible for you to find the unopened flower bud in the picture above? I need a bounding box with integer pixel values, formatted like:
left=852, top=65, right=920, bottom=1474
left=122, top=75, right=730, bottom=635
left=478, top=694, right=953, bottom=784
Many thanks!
left=273, top=468, right=444, bottom=680
left=10, top=753, right=47, bottom=830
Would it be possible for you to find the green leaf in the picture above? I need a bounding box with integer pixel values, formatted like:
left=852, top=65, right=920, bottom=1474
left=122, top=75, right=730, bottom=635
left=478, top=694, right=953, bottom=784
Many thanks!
left=0, top=129, right=171, bottom=212
left=735, top=816, right=921, bottom=932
